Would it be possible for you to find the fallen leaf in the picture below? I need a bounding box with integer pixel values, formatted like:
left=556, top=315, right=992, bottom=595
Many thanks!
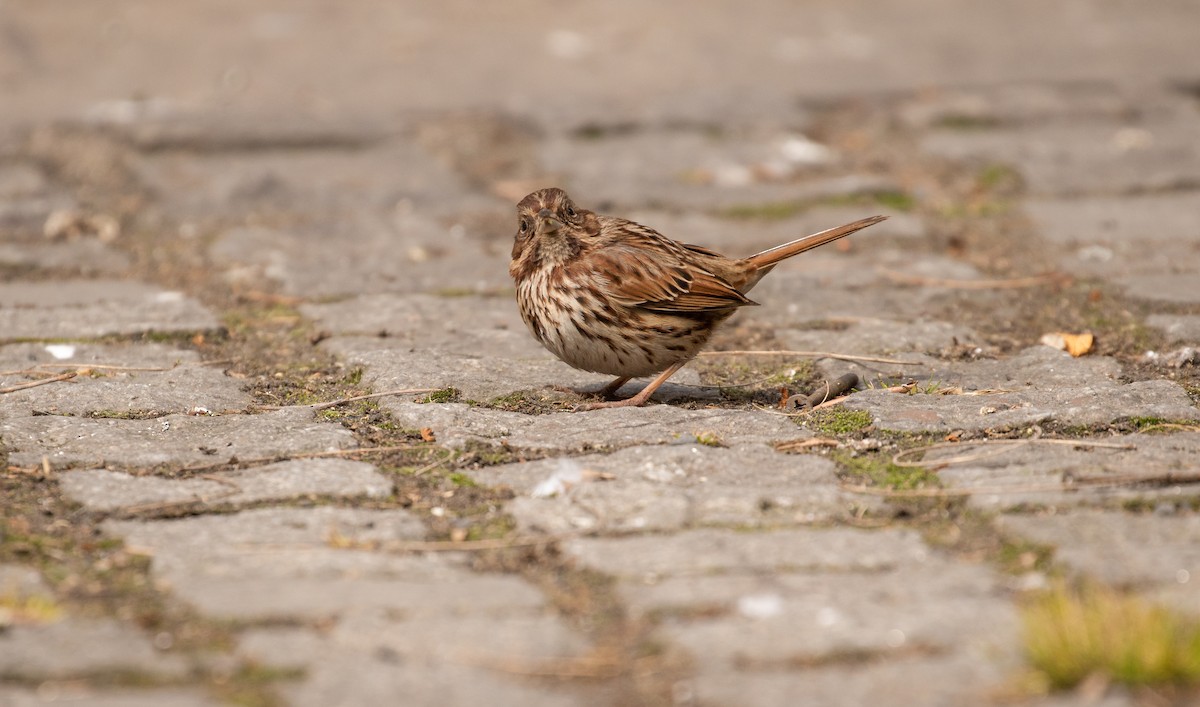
left=419, top=427, right=436, bottom=442
left=1040, top=332, right=1094, bottom=357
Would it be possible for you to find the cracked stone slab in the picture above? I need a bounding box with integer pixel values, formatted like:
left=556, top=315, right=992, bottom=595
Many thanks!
left=325, top=341, right=709, bottom=404
left=301, top=294, right=537, bottom=354
left=102, top=508, right=545, bottom=620
left=0, top=564, right=50, bottom=600
left=1025, top=193, right=1200, bottom=283
left=0, top=239, right=132, bottom=276
left=567, top=528, right=1017, bottom=675
left=998, top=511, right=1200, bottom=614
left=207, top=187, right=510, bottom=298
left=474, top=445, right=863, bottom=533
left=385, top=401, right=803, bottom=451
left=687, top=652, right=1018, bottom=707
left=0, top=618, right=188, bottom=680
left=734, top=249, right=990, bottom=329
left=565, top=527, right=933, bottom=578
left=239, top=608, right=593, bottom=707
left=647, top=563, right=1016, bottom=670
left=0, top=280, right=219, bottom=340
left=0, top=342, right=250, bottom=417
left=281, top=652, right=588, bottom=707
left=838, top=347, right=1199, bottom=433
left=779, top=319, right=981, bottom=357
left=539, top=127, right=901, bottom=211
left=1, top=407, right=356, bottom=468
left=935, top=432, right=1200, bottom=511
left=0, top=688, right=222, bottom=707
left=921, top=117, right=1200, bottom=195
left=1118, top=273, right=1200, bottom=306
left=1148, top=314, right=1200, bottom=344
left=59, top=459, right=394, bottom=513
left=897, top=81, right=1189, bottom=129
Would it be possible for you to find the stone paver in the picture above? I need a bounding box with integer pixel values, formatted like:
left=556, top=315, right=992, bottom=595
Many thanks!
left=998, top=511, right=1200, bottom=614
left=0, top=342, right=250, bottom=417
left=241, top=610, right=593, bottom=707
left=568, top=529, right=1019, bottom=703
left=60, top=459, right=394, bottom=513
left=477, top=445, right=862, bottom=533
left=0, top=281, right=218, bottom=340
left=1147, top=315, right=1200, bottom=344
left=0, top=619, right=188, bottom=680
left=0, top=688, right=222, bottom=707
left=101, top=508, right=544, bottom=620
left=934, top=432, right=1200, bottom=511
left=921, top=115, right=1200, bottom=196
left=840, top=347, right=1199, bottom=433
left=387, top=402, right=803, bottom=451
left=1, top=408, right=356, bottom=468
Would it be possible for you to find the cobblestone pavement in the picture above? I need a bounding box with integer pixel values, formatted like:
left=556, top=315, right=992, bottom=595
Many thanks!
left=2, top=2, right=1200, bottom=705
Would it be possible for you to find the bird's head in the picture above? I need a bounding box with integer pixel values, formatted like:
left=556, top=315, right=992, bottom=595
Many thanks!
left=510, top=188, right=601, bottom=274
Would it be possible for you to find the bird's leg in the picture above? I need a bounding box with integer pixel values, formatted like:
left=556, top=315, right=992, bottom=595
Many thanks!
left=597, top=376, right=631, bottom=400
left=575, top=362, right=686, bottom=411
left=552, top=376, right=631, bottom=400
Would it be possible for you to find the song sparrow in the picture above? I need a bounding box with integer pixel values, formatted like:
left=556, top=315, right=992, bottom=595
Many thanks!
left=510, top=188, right=885, bottom=409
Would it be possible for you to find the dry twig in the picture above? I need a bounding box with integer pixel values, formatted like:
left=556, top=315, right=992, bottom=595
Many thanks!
left=0, top=371, right=78, bottom=394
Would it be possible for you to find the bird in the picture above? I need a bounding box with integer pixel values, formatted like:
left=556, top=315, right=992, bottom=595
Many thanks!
left=509, top=187, right=885, bottom=409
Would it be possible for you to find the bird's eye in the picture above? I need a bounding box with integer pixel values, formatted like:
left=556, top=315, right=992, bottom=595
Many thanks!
left=519, top=218, right=529, bottom=234
left=565, top=205, right=577, bottom=219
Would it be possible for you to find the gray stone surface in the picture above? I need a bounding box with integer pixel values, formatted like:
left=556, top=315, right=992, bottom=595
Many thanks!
left=922, top=116, right=1200, bottom=195
left=0, top=565, right=50, bottom=599
left=0, top=240, right=132, bottom=276
left=479, top=446, right=860, bottom=533
left=385, top=401, right=802, bottom=451
left=0, top=281, right=218, bottom=340
left=0, top=342, right=250, bottom=417
left=1148, top=315, right=1200, bottom=344
left=0, top=619, right=188, bottom=679
left=1118, top=273, right=1200, bottom=306
left=60, top=459, right=393, bottom=513
left=1, top=407, right=356, bottom=468
left=935, top=432, right=1200, bottom=511
left=0, top=688, right=222, bottom=707
left=302, top=294, right=530, bottom=350
left=839, top=347, right=1199, bottom=433
left=282, top=655, right=588, bottom=707
left=102, top=508, right=545, bottom=620
left=998, top=511, right=1200, bottom=615
left=780, top=319, right=981, bottom=357
left=239, top=610, right=594, bottom=707
left=686, top=653, right=1021, bottom=707
left=1027, top=192, right=1200, bottom=247
left=566, top=527, right=932, bottom=577
left=568, top=528, right=1018, bottom=693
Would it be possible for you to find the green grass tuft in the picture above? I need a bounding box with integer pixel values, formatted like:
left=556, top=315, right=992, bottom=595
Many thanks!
left=420, top=387, right=460, bottom=404
left=832, top=450, right=939, bottom=490
left=1023, top=582, right=1200, bottom=690
left=807, top=408, right=874, bottom=436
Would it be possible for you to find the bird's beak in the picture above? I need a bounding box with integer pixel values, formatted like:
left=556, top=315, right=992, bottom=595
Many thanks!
left=537, top=208, right=562, bottom=233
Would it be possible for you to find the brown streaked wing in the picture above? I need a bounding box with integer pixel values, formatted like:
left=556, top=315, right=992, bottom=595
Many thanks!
left=584, top=243, right=755, bottom=313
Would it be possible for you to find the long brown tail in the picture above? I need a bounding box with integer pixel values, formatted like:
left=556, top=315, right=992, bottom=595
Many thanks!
left=746, top=215, right=887, bottom=269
